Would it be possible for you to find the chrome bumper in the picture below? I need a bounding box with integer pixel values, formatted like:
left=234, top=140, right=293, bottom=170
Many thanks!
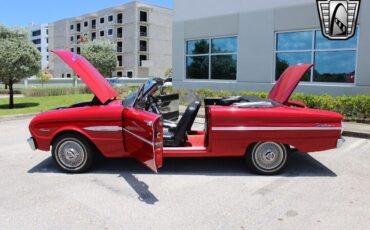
left=337, top=137, right=345, bottom=148
left=27, top=137, right=36, bottom=151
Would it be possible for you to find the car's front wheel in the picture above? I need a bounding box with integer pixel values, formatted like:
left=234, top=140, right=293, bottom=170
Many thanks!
left=246, top=142, right=288, bottom=175
left=52, top=133, right=95, bottom=173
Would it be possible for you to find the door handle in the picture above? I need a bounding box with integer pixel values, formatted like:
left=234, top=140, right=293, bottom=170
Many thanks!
left=144, top=120, right=153, bottom=127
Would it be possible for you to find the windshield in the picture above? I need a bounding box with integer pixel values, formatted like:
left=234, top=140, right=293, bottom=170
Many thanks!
left=122, top=80, right=158, bottom=107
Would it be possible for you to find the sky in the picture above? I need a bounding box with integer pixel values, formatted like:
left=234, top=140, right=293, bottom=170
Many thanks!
left=0, top=0, right=173, bottom=27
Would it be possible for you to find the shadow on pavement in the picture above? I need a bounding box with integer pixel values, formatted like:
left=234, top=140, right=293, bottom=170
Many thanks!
left=28, top=151, right=336, bottom=205
left=120, top=173, right=159, bottom=205
left=28, top=151, right=336, bottom=177
left=0, top=102, right=39, bottom=109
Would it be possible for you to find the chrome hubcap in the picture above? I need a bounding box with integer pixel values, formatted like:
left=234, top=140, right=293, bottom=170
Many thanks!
left=254, top=142, right=284, bottom=170
left=58, top=140, right=85, bottom=168
left=265, top=150, right=275, bottom=161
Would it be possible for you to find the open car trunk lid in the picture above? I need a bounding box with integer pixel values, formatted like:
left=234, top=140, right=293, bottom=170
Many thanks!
left=268, top=64, right=313, bottom=104
left=52, top=50, right=119, bottom=104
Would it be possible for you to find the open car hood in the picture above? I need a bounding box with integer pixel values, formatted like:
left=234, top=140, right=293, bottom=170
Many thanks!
left=52, top=50, right=119, bottom=104
left=268, top=64, right=313, bottom=104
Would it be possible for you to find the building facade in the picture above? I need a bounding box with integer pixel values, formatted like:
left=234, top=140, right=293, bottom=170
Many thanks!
left=48, top=1, right=172, bottom=78
left=173, top=0, right=370, bottom=95
left=28, top=23, right=49, bottom=70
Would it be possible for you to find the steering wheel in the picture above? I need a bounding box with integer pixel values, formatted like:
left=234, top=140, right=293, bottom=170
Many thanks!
left=146, top=95, right=161, bottom=114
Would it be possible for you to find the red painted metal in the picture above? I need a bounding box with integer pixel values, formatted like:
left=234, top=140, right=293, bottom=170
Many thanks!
left=52, top=50, right=119, bottom=104
left=268, top=64, right=313, bottom=104
left=122, top=107, right=161, bottom=173
left=28, top=62, right=344, bottom=173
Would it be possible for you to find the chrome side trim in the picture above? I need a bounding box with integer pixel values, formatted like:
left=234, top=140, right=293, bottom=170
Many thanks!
left=337, top=138, right=345, bottom=148
left=163, top=147, right=207, bottom=151
left=27, top=137, right=36, bottom=151
left=83, top=126, right=122, bottom=132
left=39, top=128, right=50, bottom=132
left=212, top=126, right=342, bottom=131
left=123, top=127, right=153, bottom=146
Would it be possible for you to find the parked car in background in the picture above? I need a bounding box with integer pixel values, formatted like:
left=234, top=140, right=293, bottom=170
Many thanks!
left=27, top=50, right=344, bottom=175
left=163, top=77, right=172, bottom=87
left=107, top=78, right=122, bottom=87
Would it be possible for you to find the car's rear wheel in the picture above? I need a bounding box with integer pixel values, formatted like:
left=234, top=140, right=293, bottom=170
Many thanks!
left=52, top=133, right=95, bottom=173
left=246, top=142, right=288, bottom=175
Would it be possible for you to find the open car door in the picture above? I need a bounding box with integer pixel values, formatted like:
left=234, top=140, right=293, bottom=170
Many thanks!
left=123, top=108, right=163, bottom=173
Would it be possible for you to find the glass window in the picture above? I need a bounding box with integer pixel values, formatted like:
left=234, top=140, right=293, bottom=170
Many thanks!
left=32, top=39, right=41, bottom=45
left=186, top=39, right=209, bottom=55
left=100, top=30, right=104, bottom=37
left=211, top=54, right=237, bottom=80
left=100, top=17, right=105, bottom=24
left=186, top=37, right=237, bottom=80
left=84, top=21, right=88, bottom=27
left=108, top=29, right=113, bottom=35
left=108, top=15, right=113, bottom=22
left=314, top=51, right=356, bottom=83
left=277, top=31, right=312, bottom=51
left=70, top=25, right=74, bottom=30
left=32, top=30, right=41, bottom=37
left=140, top=11, right=148, bottom=22
left=275, top=52, right=311, bottom=81
left=315, top=30, right=358, bottom=49
left=211, top=37, right=237, bottom=53
left=186, top=56, right=209, bottom=79
left=91, top=19, right=96, bottom=29
left=275, top=29, right=358, bottom=84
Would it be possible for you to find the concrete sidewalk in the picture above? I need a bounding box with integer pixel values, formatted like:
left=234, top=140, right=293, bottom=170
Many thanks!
left=179, top=105, right=370, bottom=139
left=0, top=94, right=24, bottom=99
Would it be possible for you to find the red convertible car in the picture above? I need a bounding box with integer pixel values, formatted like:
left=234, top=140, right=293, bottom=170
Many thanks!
left=27, top=50, right=344, bottom=175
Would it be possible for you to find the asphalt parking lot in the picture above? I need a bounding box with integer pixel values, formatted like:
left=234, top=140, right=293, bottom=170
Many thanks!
left=0, top=118, right=370, bottom=229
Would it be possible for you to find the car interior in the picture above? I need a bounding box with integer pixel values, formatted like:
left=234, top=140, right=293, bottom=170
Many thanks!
left=132, top=79, right=281, bottom=148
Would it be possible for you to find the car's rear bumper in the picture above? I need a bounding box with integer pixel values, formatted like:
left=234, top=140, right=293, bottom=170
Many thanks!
left=337, top=137, right=345, bottom=148
left=27, top=137, right=36, bottom=151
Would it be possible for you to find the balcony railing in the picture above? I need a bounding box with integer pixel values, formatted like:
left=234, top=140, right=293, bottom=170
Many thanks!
left=140, top=32, right=148, bottom=37
left=117, top=47, right=123, bottom=52
left=91, top=25, right=96, bottom=29
left=117, top=19, right=123, bottom=24
left=117, top=33, right=123, bottom=38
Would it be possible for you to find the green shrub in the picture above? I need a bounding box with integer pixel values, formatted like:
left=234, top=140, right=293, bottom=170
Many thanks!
left=22, top=86, right=133, bottom=97
left=179, top=88, right=370, bottom=122
left=22, top=87, right=92, bottom=97
left=0, top=89, right=22, bottom=95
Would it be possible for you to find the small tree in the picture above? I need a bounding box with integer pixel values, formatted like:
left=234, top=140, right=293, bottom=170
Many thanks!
left=36, top=69, right=52, bottom=87
left=164, top=68, right=172, bottom=78
left=80, top=39, right=116, bottom=77
left=0, top=25, right=41, bottom=108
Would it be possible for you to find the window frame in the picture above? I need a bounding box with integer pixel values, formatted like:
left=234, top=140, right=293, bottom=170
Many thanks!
left=108, top=29, right=113, bottom=36
left=108, top=15, right=114, bottom=22
left=185, top=35, right=238, bottom=81
left=273, top=28, right=359, bottom=86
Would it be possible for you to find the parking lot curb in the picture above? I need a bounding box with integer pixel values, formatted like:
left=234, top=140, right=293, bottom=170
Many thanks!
left=0, top=113, right=36, bottom=122
left=342, top=131, right=370, bottom=140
